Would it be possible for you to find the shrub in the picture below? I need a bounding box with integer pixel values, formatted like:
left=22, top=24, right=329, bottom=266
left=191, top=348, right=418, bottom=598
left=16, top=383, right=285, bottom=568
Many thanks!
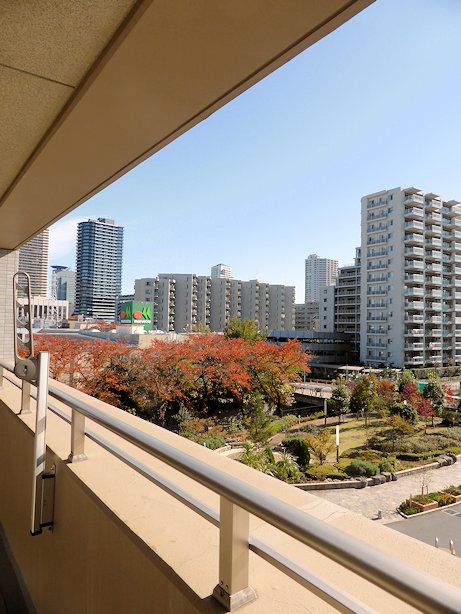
left=441, top=410, right=461, bottom=427
left=396, top=450, right=445, bottom=461
left=413, top=494, right=435, bottom=505
left=399, top=502, right=420, bottom=516
left=430, top=492, right=455, bottom=507
left=281, top=436, right=310, bottom=468
left=444, top=485, right=461, bottom=495
left=379, top=460, right=394, bottom=473
left=305, top=465, right=348, bottom=481
left=272, top=451, right=303, bottom=483
left=201, top=435, right=226, bottom=450
left=345, top=460, right=379, bottom=477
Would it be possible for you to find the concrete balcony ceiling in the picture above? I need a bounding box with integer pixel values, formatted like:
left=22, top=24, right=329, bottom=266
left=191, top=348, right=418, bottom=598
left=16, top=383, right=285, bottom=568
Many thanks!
left=0, top=0, right=372, bottom=250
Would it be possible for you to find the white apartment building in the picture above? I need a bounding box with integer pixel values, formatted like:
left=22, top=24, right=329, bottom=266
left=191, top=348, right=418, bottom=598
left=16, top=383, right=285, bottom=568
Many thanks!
left=211, top=263, right=232, bottom=279
left=135, top=274, right=294, bottom=333
left=295, top=302, right=320, bottom=331
left=332, top=248, right=361, bottom=355
left=361, top=187, right=461, bottom=368
left=305, top=254, right=338, bottom=302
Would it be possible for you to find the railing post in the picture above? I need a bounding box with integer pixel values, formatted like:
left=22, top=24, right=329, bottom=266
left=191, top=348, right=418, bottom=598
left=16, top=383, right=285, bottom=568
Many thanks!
left=213, top=497, right=256, bottom=610
left=68, top=410, right=87, bottom=462
left=21, top=380, right=32, bottom=414
left=31, top=352, right=49, bottom=535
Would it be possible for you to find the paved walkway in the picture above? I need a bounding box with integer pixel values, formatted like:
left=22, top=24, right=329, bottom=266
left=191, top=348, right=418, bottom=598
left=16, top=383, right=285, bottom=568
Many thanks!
left=312, top=461, right=461, bottom=523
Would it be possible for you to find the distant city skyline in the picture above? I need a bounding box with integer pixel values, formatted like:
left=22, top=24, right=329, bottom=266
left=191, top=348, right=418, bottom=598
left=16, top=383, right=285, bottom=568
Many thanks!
left=47, top=1, right=461, bottom=300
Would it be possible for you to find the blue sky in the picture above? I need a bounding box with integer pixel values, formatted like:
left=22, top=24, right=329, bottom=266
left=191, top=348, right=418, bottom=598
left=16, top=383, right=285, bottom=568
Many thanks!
left=49, top=0, right=461, bottom=299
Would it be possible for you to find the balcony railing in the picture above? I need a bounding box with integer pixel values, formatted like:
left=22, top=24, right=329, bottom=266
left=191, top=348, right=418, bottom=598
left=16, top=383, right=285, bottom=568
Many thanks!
left=3, top=358, right=461, bottom=613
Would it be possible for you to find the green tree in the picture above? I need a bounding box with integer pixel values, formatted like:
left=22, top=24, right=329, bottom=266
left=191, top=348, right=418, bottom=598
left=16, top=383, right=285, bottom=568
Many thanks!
left=423, top=371, right=445, bottom=420
left=397, top=370, right=416, bottom=393
left=242, top=392, right=272, bottom=445
left=385, top=414, right=414, bottom=451
left=224, top=318, right=266, bottom=342
left=389, top=401, right=418, bottom=425
left=305, top=429, right=335, bottom=465
left=350, top=375, right=377, bottom=426
left=329, top=377, right=350, bottom=422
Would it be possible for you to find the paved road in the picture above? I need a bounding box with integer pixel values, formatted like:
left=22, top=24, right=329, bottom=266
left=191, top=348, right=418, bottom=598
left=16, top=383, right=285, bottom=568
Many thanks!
left=312, top=461, right=461, bottom=523
left=387, top=503, right=461, bottom=556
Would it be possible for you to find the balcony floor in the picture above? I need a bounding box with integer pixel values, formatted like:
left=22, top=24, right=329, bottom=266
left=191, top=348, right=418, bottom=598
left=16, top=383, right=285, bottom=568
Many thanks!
left=0, top=529, right=31, bottom=614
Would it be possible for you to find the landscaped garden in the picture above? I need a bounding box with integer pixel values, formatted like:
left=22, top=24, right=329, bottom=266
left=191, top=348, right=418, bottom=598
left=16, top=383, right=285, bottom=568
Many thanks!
left=33, top=323, right=461, bottom=485
left=399, top=485, right=461, bottom=516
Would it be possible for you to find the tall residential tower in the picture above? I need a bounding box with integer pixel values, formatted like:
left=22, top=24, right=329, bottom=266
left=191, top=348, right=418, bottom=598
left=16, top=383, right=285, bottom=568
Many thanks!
left=361, top=187, right=461, bottom=368
left=75, top=218, right=123, bottom=320
left=304, top=254, right=338, bottom=302
left=18, top=229, right=49, bottom=296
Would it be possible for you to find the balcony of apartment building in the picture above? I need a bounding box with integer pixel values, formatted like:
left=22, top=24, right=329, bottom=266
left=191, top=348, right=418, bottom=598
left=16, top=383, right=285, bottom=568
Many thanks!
left=404, top=222, right=423, bottom=237
left=404, top=342, right=424, bottom=352
left=404, top=258, right=424, bottom=272
left=6, top=359, right=461, bottom=614
left=6, top=3, right=461, bottom=612
left=366, top=326, right=387, bottom=335
left=404, top=206, right=424, bottom=220
left=404, top=354, right=425, bottom=365
left=404, top=327, right=424, bottom=337
left=367, top=260, right=388, bottom=270
left=404, top=232, right=423, bottom=246
left=405, top=300, right=425, bottom=311
left=403, top=287, right=424, bottom=299
left=425, top=250, right=443, bottom=262
left=367, top=247, right=388, bottom=258
left=425, top=275, right=442, bottom=286
left=403, top=192, right=425, bottom=206
left=366, top=208, right=388, bottom=220
left=404, top=273, right=424, bottom=285
left=424, top=196, right=442, bottom=212
left=404, top=246, right=424, bottom=259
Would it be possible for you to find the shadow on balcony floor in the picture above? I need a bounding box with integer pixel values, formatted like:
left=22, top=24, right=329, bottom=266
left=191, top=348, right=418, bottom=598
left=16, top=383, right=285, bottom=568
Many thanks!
left=0, top=527, right=33, bottom=614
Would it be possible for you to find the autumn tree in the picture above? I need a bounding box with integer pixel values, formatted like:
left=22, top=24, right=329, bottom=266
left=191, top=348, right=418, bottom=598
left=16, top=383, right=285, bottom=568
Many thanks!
left=399, top=381, right=422, bottom=409
left=397, top=370, right=417, bottom=392
left=417, top=398, right=435, bottom=434
left=375, top=379, right=396, bottom=416
left=245, top=340, right=310, bottom=412
left=423, top=371, right=445, bottom=420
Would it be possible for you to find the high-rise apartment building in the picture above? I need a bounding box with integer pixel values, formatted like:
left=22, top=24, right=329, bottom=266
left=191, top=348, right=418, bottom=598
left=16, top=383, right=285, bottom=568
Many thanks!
left=135, top=273, right=294, bottom=333
left=304, top=254, right=338, bottom=302
left=75, top=218, right=123, bottom=320
left=18, top=229, right=49, bottom=296
left=331, top=248, right=361, bottom=356
left=211, top=263, right=232, bottom=279
left=51, top=265, right=76, bottom=314
left=361, top=187, right=461, bottom=368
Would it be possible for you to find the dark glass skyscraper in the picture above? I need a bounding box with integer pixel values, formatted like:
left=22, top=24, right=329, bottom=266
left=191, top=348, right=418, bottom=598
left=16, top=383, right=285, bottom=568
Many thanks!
left=75, top=218, right=123, bottom=320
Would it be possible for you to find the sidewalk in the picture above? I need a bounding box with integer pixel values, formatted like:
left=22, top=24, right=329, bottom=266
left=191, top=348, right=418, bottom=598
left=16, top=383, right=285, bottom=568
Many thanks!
left=312, top=461, right=461, bottom=522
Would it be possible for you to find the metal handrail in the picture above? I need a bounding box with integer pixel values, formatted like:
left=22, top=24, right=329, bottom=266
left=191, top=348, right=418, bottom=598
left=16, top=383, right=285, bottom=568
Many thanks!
left=1, top=361, right=461, bottom=613
left=1, top=369, right=370, bottom=614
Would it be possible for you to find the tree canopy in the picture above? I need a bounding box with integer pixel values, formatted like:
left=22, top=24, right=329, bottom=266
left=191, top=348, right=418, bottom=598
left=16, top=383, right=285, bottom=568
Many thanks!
left=34, top=333, right=310, bottom=424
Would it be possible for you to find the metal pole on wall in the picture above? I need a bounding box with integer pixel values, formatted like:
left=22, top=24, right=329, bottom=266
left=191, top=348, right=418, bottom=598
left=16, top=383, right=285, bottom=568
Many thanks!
left=336, top=424, right=340, bottom=463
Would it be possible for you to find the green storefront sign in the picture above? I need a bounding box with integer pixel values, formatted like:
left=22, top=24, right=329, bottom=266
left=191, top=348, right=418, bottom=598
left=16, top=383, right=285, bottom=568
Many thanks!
left=118, top=301, right=153, bottom=331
